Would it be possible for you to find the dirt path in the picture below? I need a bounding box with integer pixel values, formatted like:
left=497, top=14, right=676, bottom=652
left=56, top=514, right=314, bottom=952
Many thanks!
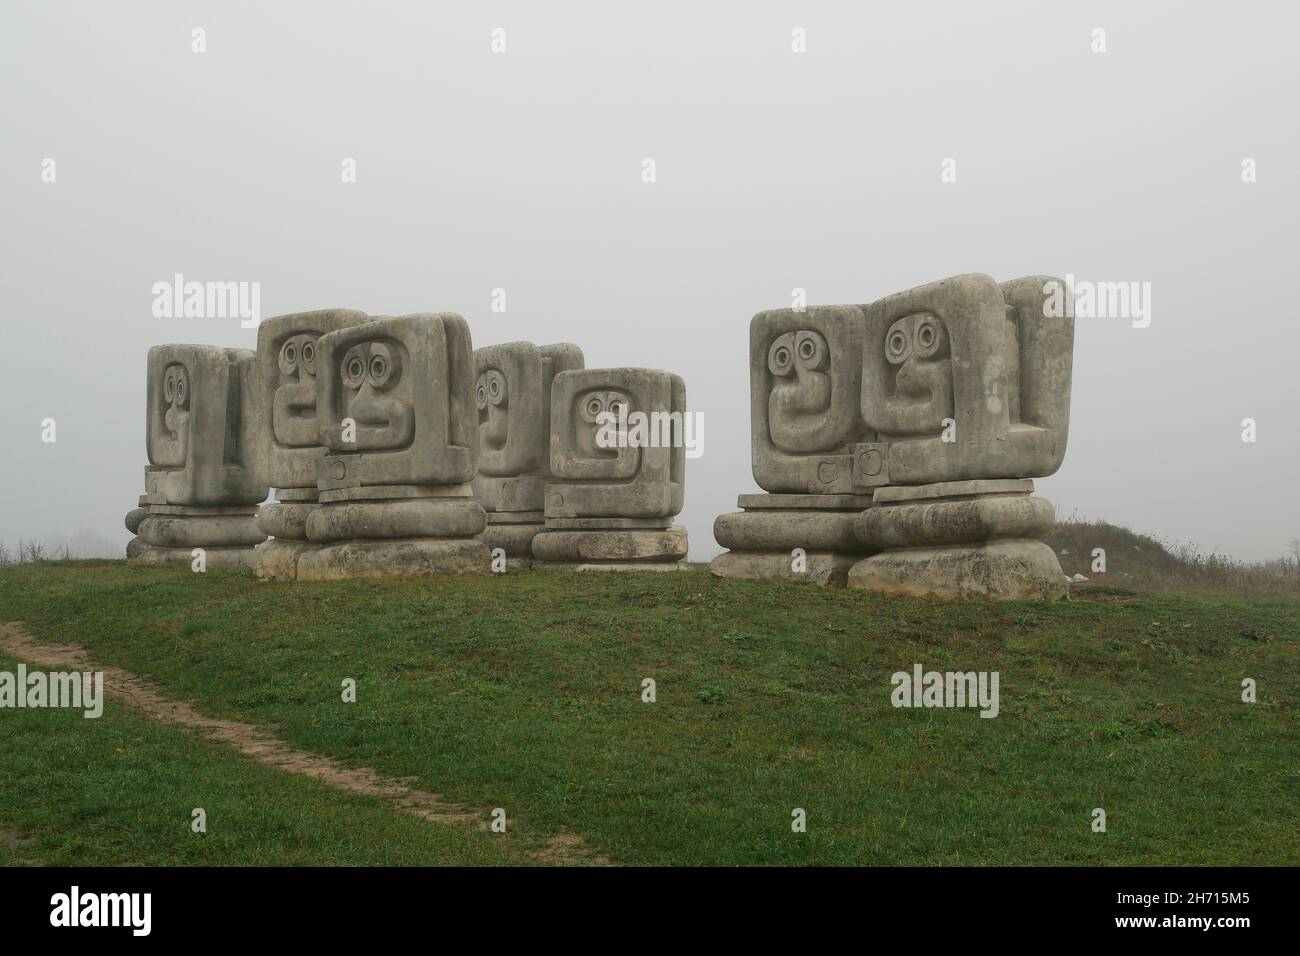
left=0, top=621, right=607, bottom=866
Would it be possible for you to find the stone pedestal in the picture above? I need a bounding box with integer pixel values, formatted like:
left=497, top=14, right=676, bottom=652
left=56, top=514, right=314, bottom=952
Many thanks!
left=846, top=480, right=1066, bottom=600
left=253, top=488, right=324, bottom=580
left=480, top=510, right=544, bottom=569
left=709, top=493, right=875, bottom=587
left=295, top=485, right=491, bottom=580
left=531, top=518, right=688, bottom=571
left=127, top=502, right=265, bottom=569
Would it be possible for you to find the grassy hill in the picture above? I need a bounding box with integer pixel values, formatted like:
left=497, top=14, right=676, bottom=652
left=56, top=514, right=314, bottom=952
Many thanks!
left=1049, top=518, right=1300, bottom=595
left=0, top=560, right=1295, bottom=866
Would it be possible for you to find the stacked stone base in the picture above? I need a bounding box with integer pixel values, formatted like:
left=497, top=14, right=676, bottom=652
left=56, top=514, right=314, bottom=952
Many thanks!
left=126, top=501, right=265, bottom=569
left=295, top=486, right=490, bottom=580
left=480, top=511, right=544, bottom=569
left=254, top=488, right=324, bottom=580
left=846, top=480, right=1066, bottom=601
left=532, top=519, right=688, bottom=571
left=709, top=494, right=876, bottom=588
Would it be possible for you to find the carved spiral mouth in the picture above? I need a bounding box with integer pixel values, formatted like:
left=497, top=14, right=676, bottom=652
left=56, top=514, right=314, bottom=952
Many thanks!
left=273, top=382, right=321, bottom=448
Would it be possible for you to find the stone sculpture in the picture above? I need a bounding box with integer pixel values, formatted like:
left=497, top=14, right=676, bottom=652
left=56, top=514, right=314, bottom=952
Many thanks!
left=293, top=313, right=492, bottom=580
left=250, top=308, right=369, bottom=579
left=126, top=344, right=268, bottom=567
left=472, top=341, right=584, bottom=567
left=845, top=274, right=1073, bottom=599
left=709, top=305, right=877, bottom=585
left=712, top=274, right=1075, bottom=598
left=532, top=367, right=688, bottom=570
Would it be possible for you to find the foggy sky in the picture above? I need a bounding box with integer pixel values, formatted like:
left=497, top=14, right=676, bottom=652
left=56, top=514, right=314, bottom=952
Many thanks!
left=2, top=0, right=1297, bottom=563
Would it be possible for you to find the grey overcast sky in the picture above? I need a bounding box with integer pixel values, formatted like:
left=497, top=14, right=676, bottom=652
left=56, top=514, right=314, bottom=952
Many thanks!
left=2, top=0, right=1297, bottom=562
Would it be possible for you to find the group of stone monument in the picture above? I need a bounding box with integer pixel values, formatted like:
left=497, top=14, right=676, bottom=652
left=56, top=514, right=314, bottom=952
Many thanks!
left=126, top=271, right=1074, bottom=599
left=710, top=272, right=1075, bottom=600
left=126, top=311, right=689, bottom=578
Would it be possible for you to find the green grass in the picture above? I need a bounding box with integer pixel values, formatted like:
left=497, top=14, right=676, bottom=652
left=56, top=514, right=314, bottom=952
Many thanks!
left=1, top=560, right=1297, bottom=866
left=0, top=646, right=532, bottom=866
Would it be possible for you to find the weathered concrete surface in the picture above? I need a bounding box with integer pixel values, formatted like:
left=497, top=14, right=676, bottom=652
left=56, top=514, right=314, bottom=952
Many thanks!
left=473, top=475, right=547, bottom=514
left=713, top=509, right=862, bottom=552
left=545, top=367, right=686, bottom=520
left=749, top=305, right=870, bottom=494
left=539, top=561, right=690, bottom=573
left=846, top=539, right=1067, bottom=600
left=124, top=540, right=260, bottom=570
left=305, top=498, right=486, bottom=542
left=531, top=526, right=688, bottom=562
left=256, top=501, right=317, bottom=541
left=858, top=274, right=1075, bottom=486
left=124, top=507, right=150, bottom=535
left=709, top=489, right=874, bottom=586
left=872, top=478, right=1034, bottom=504
left=250, top=309, right=370, bottom=492
left=295, top=539, right=491, bottom=580
left=138, top=514, right=266, bottom=549
left=318, top=482, right=475, bottom=504
left=715, top=273, right=1076, bottom=600
left=543, top=516, right=672, bottom=530
left=142, top=344, right=267, bottom=507
left=855, top=495, right=1054, bottom=550
left=314, top=313, right=478, bottom=492
left=737, top=493, right=874, bottom=510
left=146, top=503, right=258, bottom=517
left=708, top=550, right=859, bottom=588
left=252, top=539, right=321, bottom=580
left=284, top=313, right=490, bottom=578
left=480, top=522, right=543, bottom=558
left=129, top=343, right=268, bottom=564
left=473, top=341, right=583, bottom=514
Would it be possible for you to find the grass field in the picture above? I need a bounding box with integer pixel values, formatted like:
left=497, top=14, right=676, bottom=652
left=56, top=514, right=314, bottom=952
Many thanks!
left=0, top=560, right=1296, bottom=866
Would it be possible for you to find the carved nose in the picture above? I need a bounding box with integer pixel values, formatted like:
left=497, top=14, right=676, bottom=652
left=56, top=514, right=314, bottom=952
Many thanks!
left=482, top=404, right=508, bottom=446
left=164, top=405, right=186, bottom=434
left=350, top=395, right=394, bottom=426
left=772, top=368, right=830, bottom=413
left=895, top=357, right=933, bottom=397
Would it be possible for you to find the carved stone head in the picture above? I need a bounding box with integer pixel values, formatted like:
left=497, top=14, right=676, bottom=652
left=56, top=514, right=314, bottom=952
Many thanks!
left=314, top=313, right=478, bottom=491
left=144, top=344, right=266, bottom=506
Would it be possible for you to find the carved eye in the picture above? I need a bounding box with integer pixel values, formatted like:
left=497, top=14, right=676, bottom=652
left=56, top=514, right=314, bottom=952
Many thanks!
left=768, top=333, right=795, bottom=377
left=174, top=370, right=187, bottom=406
left=795, top=330, right=828, bottom=370
left=487, top=370, right=506, bottom=406
left=368, top=343, right=400, bottom=391
left=581, top=393, right=605, bottom=423
left=300, top=339, right=316, bottom=373
left=163, top=369, right=176, bottom=403
left=475, top=375, right=489, bottom=410
left=607, top=392, right=629, bottom=419
left=342, top=345, right=368, bottom=389
left=885, top=319, right=912, bottom=365
left=279, top=340, right=298, bottom=375
left=913, top=315, right=945, bottom=359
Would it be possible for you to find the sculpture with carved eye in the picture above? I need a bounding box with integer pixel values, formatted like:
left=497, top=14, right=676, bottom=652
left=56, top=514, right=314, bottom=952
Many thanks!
left=766, top=328, right=835, bottom=451
left=475, top=368, right=509, bottom=451
left=153, top=362, right=191, bottom=467
left=273, top=333, right=324, bottom=447
left=575, top=388, right=631, bottom=458
left=877, top=312, right=954, bottom=437
left=336, top=341, right=413, bottom=450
